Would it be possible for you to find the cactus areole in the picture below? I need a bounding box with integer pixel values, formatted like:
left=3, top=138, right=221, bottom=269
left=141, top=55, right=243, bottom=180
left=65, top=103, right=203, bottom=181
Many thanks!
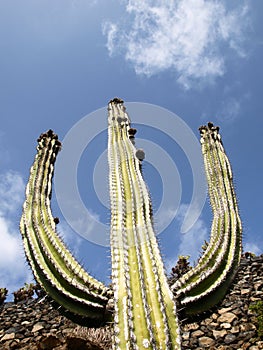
left=20, top=99, right=242, bottom=350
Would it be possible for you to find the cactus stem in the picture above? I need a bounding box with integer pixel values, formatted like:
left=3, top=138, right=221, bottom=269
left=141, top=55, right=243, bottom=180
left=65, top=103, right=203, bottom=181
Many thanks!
left=20, top=131, right=112, bottom=325
left=108, top=101, right=181, bottom=349
left=172, top=124, right=242, bottom=315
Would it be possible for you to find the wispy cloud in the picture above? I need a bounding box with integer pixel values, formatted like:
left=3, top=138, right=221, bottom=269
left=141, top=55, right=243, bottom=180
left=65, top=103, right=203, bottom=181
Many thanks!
left=176, top=204, right=208, bottom=264
left=103, top=22, right=118, bottom=57
left=0, top=171, right=33, bottom=299
left=216, top=97, right=241, bottom=124
left=0, top=216, right=33, bottom=298
left=201, top=83, right=251, bottom=125
left=103, top=0, right=250, bottom=88
left=164, top=203, right=209, bottom=272
left=0, top=171, right=25, bottom=213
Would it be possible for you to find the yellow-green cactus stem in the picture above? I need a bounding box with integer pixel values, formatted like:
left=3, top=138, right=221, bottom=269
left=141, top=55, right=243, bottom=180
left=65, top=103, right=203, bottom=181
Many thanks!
left=172, top=123, right=242, bottom=315
left=20, top=130, right=112, bottom=325
left=108, top=99, right=181, bottom=349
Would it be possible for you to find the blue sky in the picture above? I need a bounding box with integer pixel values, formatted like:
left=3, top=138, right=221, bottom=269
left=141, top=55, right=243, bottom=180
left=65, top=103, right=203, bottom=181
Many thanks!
left=0, top=0, right=262, bottom=300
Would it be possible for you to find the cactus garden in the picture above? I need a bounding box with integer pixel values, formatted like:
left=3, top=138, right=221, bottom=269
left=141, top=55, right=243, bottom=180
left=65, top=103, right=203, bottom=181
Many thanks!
left=19, top=98, right=242, bottom=350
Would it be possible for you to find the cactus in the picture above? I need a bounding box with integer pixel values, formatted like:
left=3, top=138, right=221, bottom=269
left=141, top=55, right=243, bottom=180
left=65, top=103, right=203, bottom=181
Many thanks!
left=20, top=99, right=242, bottom=349
left=108, top=100, right=180, bottom=349
left=171, top=123, right=242, bottom=316
left=20, top=129, right=111, bottom=326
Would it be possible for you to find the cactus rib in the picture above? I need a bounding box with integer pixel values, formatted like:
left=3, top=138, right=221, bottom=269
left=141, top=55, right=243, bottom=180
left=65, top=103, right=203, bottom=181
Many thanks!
left=20, top=130, right=111, bottom=324
left=172, top=123, right=242, bottom=315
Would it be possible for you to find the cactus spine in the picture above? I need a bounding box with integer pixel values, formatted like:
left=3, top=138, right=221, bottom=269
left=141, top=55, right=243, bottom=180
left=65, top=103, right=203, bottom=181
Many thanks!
left=20, top=100, right=242, bottom=350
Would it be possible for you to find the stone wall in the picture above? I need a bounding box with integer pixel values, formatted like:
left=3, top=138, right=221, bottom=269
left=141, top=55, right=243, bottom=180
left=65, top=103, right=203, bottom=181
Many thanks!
left=181, top=255, right=263, bottom=349
left=1, top=256, right=263, bottom=349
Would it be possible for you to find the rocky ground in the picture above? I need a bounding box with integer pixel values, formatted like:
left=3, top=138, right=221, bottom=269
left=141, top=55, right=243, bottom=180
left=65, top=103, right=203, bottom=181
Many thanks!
left=0, top=255, right=263, bottom=349
left=180, top=255, right=263, bottom=349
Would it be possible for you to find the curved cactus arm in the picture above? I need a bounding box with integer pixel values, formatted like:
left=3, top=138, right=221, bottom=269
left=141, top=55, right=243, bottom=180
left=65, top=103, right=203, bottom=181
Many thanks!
left=108, top=99, right=181, bottom=350
left=20, top=130, right=112, bottom=324
left=171, top=123, right=242, bottom=315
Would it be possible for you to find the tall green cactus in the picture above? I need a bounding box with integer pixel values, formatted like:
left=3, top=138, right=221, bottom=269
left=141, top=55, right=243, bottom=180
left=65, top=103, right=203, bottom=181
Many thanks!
left=20, top=99, right=242, bottom=349
left=171, top=123, right=242, bottom=316
left=20, top=130, right=111, bottom=325
left=108, top=100, right=180, bottom=349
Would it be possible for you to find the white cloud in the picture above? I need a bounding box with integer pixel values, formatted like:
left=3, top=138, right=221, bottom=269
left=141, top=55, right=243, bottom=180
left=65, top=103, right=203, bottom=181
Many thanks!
left=216, top=97, right=241, bottom=123
left=103, top=0, right=250, bottom=88
left=0, top=216, right=33, bottom=298
left=102, top=22, right=119, bottom=57
left=0, top=171, right=34, bottom=299
left=0, top=171, right=25, bottom=214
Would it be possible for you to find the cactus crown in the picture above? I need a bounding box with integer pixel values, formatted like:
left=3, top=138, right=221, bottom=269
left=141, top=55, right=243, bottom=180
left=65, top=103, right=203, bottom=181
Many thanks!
left=20, top=100, right=242, bottom=349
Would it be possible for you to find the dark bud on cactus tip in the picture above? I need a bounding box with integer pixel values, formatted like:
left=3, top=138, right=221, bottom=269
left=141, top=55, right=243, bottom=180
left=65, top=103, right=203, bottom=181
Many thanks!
left=37, top=130, right=59, bottom=143
left=55, top=140, right=62, bottom=147
left=37, top=132, right=46, bottom=143
left=47, top=129, right=54, bottom=137
left=54, top=217, right=60, bottom=224
left=198, top=125, right=206, bottom=135
left=136, top=149, right=145, bottom=161
left=128, top=128, right=137, bottom=136
left=110, top=97, right=124, bottom=104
